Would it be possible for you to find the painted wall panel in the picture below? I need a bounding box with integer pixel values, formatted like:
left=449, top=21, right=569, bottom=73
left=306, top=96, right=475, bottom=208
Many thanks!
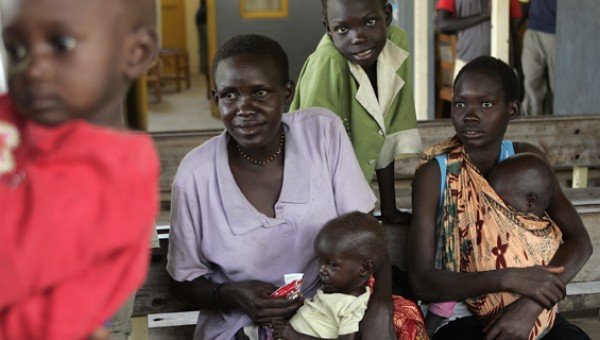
left=555, top=1, right=600, bottom=115
left=214, top=1, right=324, bottom=82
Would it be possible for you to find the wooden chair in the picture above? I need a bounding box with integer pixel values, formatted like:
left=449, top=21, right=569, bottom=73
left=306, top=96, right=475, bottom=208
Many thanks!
left=146, top=59, right=162, bottom=103
left=434, top=33, right=457, bottom=119
left=158, top=48, right=191, bottom=93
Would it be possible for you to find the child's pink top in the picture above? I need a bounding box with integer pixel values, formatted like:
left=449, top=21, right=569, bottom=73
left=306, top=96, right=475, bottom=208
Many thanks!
left=0, top=94, right=159, bottom=339
left=429, top=301, right=457, bottom=318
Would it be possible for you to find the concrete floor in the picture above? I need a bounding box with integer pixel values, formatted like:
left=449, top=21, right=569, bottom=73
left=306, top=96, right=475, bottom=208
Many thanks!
left=566, top=313, right=600, bottom=340
left=147, top=73, right=223, bottom=133
left=131, top=317, right=194, bottom=340
left=569, top=315, right=600, bottom=338
left=130, top=314, right=599, bottom=339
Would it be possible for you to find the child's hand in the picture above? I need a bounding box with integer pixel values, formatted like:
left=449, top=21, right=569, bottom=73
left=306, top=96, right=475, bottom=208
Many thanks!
left=88, top=327, right=110, bottom=340
left=272, top=321, right=298, bottom=340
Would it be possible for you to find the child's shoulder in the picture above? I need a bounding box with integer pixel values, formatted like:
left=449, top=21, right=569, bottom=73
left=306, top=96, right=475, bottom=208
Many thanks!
left=309, top=33, right=350, bottom=62
left=47, top=122, right=159, bottom=180
left=82, top=123, right=156, bottom=158
left=387, top=25, right=410, bottom=48
left=284, top=107, right=344, bottom=127
left=388, top=25, right=408, bottom=40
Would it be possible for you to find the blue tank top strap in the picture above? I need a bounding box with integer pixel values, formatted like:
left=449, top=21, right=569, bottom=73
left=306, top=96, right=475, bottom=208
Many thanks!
left=435, top=155, right=447, bottom=206
left=500, top=140, right=515, bottom=161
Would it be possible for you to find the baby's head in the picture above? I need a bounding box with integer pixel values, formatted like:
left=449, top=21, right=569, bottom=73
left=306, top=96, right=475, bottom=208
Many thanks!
left=314, top=211, right=387, bottom=295
left=2, top=0, right=158, bottom=127
left=488, top=153, right=556, bottom=216
left=321, top=0, right=392, bottom=70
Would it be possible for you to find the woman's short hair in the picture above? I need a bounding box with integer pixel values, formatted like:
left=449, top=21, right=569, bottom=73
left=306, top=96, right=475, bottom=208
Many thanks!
left=211, top=34, right=289, bottom=85
left=455, top=55, right=520, bottom=103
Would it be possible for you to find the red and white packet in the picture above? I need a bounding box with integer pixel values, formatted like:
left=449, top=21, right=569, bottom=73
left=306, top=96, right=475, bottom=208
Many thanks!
left=271, top=273, right=303, bottom=299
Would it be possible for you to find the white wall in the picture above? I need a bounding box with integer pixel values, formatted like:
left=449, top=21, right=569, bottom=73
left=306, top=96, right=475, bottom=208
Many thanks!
left=555, top=0, right=600, bottom=115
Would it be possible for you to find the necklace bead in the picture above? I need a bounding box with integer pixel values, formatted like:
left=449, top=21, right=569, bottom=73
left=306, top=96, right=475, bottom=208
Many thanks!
left=236, top=131, right=285, bottom=165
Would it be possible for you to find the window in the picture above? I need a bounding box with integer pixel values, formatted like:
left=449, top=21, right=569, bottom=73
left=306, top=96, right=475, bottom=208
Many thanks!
left=240, top=0, right=288, bottom=19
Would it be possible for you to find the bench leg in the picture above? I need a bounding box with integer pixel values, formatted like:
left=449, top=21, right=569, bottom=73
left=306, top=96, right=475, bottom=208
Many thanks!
left=174, top=57, right=181, bottom=93
left=573, top=166, right=589, bottom=188
left=184, top=53, right=191, bottom=89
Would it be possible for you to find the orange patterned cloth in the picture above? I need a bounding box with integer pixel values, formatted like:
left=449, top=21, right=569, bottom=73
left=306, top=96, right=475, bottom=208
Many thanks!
left=367, top=276, right=428, bottom=340
left=422, top=137, right=562, bottom=340
left=392, top=295, right=428, bottom=340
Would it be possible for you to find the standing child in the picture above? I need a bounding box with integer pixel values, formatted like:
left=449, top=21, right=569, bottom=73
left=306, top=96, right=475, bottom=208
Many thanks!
left=435, top=0, right=522, bottom=77
left=291, top=0, right=422, bottom=224
left=0, top=0, right=159, bottom=339
left=273, top=212, right=427, bottom=340
left=518, top=0, right=557, bottom=116
left=424, top=152, right=562, bottom=337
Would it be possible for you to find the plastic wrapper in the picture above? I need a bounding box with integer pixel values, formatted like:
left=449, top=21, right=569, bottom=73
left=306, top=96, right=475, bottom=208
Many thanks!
left=271, top=273, right=303, bottom=300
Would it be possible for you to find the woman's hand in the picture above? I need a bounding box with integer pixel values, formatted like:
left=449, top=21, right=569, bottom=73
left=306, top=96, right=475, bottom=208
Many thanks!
left=228, top=281, right=303, bottom=325
left=483, top=297, right=542, bottom=340
left=501, top=266, right=565, bottom=308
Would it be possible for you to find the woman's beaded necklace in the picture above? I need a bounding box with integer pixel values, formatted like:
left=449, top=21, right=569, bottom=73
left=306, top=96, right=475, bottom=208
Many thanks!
left=236, top=131, right=285, bottom=165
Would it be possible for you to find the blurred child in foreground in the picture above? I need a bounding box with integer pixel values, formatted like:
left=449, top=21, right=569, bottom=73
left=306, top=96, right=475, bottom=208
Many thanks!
left=0, top=0, right=159, bottom=338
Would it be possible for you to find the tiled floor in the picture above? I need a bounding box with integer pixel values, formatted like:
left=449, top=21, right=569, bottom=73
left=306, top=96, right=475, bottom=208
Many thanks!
left=147, top=73, right=223, bottom=133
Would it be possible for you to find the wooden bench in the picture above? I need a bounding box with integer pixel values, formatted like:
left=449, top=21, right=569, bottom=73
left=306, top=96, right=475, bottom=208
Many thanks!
left=136, top=114, right=600, bottom=328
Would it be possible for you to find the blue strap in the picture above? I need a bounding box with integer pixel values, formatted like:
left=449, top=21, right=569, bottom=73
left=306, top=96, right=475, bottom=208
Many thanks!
left=435, top=154, right=447, bottom=207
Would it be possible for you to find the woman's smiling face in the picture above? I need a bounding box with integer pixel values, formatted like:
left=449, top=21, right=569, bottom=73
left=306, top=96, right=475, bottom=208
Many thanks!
left=213, top=53, right=293, bottom=152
